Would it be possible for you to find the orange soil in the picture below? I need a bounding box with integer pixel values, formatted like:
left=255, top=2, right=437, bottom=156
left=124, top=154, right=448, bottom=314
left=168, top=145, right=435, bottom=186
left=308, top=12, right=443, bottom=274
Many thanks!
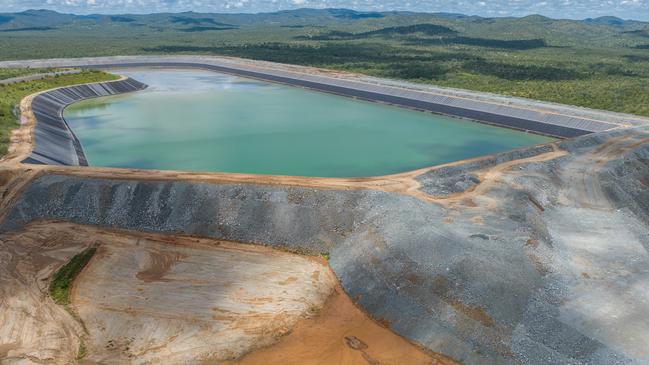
left=220, top=286, right=459, bottom=365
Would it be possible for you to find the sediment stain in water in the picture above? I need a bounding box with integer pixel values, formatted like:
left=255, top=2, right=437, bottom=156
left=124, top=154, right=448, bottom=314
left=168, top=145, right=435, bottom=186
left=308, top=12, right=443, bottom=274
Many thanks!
left=64, top=69, right=554, bottom=177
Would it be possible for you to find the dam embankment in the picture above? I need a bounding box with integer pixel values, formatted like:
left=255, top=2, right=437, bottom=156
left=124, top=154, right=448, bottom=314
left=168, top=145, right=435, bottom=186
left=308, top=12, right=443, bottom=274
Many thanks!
left=2, top=56, right=643, bottom=138
left=23, top=77, right=147, bottom=166
left=3, top=126, right=649, bottom=364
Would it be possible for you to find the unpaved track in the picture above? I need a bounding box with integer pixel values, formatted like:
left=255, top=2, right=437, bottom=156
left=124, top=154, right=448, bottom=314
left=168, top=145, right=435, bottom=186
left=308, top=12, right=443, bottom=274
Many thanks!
left=557, top=132, right=649, bottom=208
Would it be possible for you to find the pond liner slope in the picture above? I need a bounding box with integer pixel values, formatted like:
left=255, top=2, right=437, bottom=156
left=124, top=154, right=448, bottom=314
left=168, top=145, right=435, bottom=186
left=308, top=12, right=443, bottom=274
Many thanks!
left=22, top=77, right=147, bottom=166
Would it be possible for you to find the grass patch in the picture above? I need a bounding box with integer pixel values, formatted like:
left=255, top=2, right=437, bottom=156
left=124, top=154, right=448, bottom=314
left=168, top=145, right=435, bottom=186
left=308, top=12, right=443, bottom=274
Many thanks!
left=0, top=69, right=117, bottom=157
left=0, top=68, right=52, bottom=80
left=76, top=340, right=88, bottom=360
left=49, top=246, right=97, bottom=305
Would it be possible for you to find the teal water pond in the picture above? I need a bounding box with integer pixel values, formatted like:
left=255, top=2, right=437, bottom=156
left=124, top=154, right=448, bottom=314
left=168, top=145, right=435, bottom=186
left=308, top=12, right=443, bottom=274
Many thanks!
left=64, top=69, right=554, bottom=177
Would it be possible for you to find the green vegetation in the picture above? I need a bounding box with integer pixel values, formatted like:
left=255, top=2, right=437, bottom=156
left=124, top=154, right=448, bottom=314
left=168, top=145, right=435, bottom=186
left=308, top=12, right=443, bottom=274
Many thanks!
left=296, top=23, right=457, bottom=40
left=76, top=340, right=88, bottom=360
left=0, top=70, right=117, bottom=156
left=48, top=246, right=97, bottom=305
left=47, top=245, right=97, bottom=358
left=0, top=68, right=51, bottom=80
left=1, top=9, right=649, bottom=116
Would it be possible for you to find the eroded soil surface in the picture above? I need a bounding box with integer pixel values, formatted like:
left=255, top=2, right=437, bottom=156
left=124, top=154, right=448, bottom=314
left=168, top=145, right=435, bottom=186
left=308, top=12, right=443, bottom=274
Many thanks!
left=222, top=286, right=457, bottom=365
left=71, top=227, right=338, bottom=364
left=0, top=222, right=85, bottom=364
left=0, top=222, right=335, bottom=364
left=0, top=221, right=453, bottom=364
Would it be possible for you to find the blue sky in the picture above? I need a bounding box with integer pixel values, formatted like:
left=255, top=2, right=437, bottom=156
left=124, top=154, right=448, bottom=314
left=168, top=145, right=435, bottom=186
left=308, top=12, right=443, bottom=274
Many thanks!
left=2, top=0, right=649, bottom=21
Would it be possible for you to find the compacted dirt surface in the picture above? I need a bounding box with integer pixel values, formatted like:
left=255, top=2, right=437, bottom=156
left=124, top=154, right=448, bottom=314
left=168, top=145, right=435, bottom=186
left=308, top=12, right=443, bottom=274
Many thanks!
left=1, top=65, right=649, bottom=365
left=0, top=222, right=85, bottom=364
left=0, top=221, right=449, bottom=365
left=70, top=227, right=336, bottom=364
left=222, top=287, right=456, bottom=365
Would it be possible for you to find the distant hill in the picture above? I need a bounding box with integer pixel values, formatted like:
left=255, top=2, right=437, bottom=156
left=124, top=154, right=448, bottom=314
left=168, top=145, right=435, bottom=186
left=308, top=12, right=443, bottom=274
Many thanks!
left=0, top=8, right=648, bottom=67
left=583, top=16, right=627, bottom=26
left=0, top=7, right=648, bottom=50
left=0, top=8, right=645, bottom=32
left=1, top=8, right=649, bottom=117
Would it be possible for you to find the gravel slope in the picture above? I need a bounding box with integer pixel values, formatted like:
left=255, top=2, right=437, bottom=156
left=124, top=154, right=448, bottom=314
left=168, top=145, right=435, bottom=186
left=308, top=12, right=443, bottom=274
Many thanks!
left=2, top=126, right=648, bottom=364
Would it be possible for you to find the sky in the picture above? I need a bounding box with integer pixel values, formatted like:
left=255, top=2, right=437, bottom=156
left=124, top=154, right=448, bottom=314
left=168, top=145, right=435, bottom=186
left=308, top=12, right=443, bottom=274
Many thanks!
left=1, top=0, right=649, bottom=21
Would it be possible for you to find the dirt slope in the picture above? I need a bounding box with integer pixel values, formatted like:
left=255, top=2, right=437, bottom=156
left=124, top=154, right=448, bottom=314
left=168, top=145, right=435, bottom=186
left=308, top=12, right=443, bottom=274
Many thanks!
left=223, top=286, right=457, bottom=365
left=0, top=222, right=452, bottom=364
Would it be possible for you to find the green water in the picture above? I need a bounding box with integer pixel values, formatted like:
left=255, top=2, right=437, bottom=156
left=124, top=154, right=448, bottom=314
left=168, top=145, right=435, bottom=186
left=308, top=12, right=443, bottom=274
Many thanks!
left=64, top=69, right=554, bottom=177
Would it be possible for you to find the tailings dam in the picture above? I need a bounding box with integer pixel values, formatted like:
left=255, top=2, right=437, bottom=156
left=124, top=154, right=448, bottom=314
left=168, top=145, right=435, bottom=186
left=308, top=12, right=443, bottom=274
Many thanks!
left=63, top=68, right=552, bottom=177
left=0, top=56, right=648, bottom=365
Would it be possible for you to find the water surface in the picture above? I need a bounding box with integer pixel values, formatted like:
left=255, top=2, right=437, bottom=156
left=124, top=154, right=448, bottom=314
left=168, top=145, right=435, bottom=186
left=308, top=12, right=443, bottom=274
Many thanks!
left=64, top=69, right=554, bottom=177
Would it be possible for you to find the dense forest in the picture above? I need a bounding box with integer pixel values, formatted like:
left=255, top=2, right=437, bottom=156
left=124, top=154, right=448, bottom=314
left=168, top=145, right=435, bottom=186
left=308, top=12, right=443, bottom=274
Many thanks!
left=1, top=8, right=649, bottom=116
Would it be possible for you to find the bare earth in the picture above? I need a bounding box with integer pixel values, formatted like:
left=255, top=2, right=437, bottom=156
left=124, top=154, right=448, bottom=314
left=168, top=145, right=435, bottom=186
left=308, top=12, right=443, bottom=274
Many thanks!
left=71, top=228, right=337, bottom=364
left=222, top=286, right=457, bottom=365
left=0, top=221, right=454, bottom=364
left=1, top=60, right=649, bottom=364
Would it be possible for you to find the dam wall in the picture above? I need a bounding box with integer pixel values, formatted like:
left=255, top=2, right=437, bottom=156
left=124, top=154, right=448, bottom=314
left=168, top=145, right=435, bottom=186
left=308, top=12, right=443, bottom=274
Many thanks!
left=22, top=77, right=147, bottom=166
left=3, top=126, right=649, bottom=365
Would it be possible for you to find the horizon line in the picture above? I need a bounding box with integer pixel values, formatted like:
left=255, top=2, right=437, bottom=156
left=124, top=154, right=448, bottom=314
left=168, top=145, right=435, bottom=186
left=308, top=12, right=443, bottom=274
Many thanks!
left=2, top=7, right=646, bottom=23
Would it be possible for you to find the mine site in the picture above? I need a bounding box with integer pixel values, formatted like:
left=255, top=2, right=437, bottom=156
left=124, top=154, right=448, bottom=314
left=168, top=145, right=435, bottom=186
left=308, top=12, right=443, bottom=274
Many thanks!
left=1, top=5, right=649, bottom=365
